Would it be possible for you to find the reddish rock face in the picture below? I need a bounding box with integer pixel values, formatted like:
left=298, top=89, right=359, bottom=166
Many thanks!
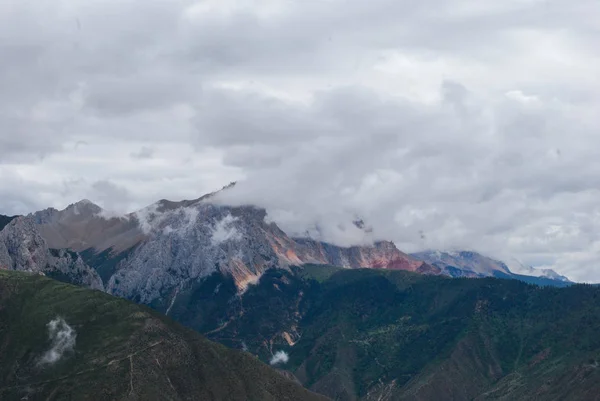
left=267, top=234, right=439, bottom=275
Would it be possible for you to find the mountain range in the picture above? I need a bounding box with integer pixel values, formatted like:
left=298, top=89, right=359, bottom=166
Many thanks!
left=2, top=184, right=571, bottom=297
left=20, top=189, right=442, bottom=306
left=2, top=186, right=594, bottom=401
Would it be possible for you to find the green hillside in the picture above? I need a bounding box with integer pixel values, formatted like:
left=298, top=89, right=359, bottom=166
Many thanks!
left=168, top=267, right=600, bottom=400
left=0, top=270, right=329, bottom=401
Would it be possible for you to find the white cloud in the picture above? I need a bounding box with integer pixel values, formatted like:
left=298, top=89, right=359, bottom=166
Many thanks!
left=211, top=214, right=242, bottom=245
left=135, top=203, right=200, bottom=235
left=269, top=350, right=289, bottom=366
left=39, top=317, right=76, bottom=365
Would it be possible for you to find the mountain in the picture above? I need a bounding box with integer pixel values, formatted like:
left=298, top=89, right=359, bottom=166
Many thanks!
left=411, top=250, right=571, bottom=287
left=0, top=217, right=103, bottom=290
left=0, top=269, right=328, bottom=401
left=30, top=199, right=144, bottom=253
left=411, top=250, right=511, bottom=277
left=27, top=194, right=437, bottom=309
left=189, top=266, right=600, bottom=400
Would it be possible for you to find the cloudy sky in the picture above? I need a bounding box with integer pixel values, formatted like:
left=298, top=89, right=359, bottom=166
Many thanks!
left=1, top=0, right=600, bottom=281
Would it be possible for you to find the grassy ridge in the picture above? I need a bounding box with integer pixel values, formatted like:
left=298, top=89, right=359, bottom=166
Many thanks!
left=0, top=270, right=328, bottom=401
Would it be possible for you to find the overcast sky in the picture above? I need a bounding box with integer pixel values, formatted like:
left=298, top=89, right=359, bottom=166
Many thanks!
left=1, top=0, right=600, bottom=281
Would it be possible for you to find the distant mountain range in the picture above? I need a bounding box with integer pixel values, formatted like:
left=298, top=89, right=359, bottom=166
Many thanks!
left=0, top=186, right=574, bottom=315
left=1, top=185, right=572, bottom=298
left=411, top=250, right=572, bottom=287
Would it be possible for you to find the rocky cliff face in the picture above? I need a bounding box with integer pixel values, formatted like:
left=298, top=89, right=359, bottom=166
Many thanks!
left=0, top=218, right=103, bottom=291
left=104, top=200, right=436, bottom=304
left=106, top=202, right=282, bottom=302
left=290, top=238, right=438, bottom=273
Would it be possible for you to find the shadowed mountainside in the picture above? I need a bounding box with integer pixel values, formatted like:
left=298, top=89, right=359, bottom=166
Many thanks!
left=171, top=266, right=600, bottom=401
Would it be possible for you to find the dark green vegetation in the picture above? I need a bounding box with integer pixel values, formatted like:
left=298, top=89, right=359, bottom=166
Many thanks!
left=0, top=214, right=17, bottom=231
left=80, top=246, right=135, bottom=285
left=166, top=266, right=600, bottom=401
left=0, top=270, right=328, bottom=401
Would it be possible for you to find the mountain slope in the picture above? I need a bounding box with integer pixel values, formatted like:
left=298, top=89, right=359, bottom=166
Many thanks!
left=184, top=266, right=600, bottom=401
left=0, top=270, right=328, bottom=401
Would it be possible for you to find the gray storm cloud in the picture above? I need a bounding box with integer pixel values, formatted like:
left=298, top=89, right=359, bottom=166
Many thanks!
left=1, top=0, right=600, bottom=282
left=39, top=317, right=76, bottom=365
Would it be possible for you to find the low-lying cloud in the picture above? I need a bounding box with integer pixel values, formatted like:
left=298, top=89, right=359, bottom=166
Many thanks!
left=211, top=214, right=242, bottom=245
left=39, top=317, right=76, bottom=365
left=269, top=350, right=289, bottom=366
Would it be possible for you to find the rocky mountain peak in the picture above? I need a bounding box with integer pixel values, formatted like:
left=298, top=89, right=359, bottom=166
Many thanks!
left=66, top=199, right=103, bottom=215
